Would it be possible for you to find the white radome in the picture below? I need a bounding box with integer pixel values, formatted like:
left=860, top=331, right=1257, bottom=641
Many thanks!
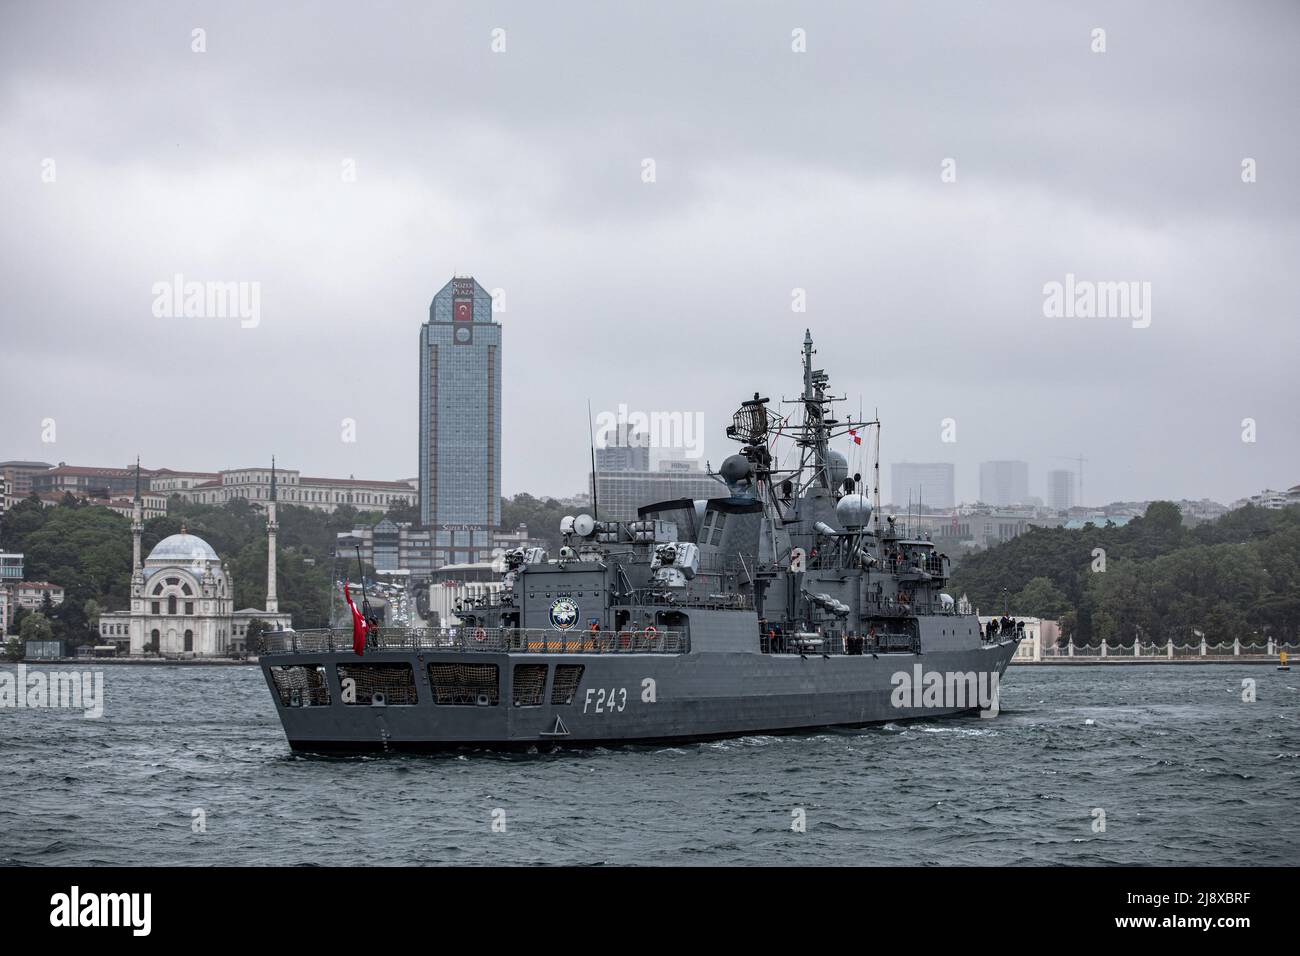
left=835, top=494, right=872, bottom=529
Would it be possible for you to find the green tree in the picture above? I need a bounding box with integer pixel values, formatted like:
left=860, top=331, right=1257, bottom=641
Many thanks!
left=19, top=612, right=54, bottom=644
left=84, top=598, right=102, bottom=632
left=244, top=618, right=269, bottom=657
left=1013, top=576, right=1069, bottom=618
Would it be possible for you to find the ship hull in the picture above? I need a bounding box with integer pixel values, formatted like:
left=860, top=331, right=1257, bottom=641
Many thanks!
left=261, top=639, right=1019, bottom=753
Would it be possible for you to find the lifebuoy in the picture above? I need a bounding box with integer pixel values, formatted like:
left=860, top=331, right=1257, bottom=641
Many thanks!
left=644, top=625, right=658, bottom=644
left=473, top=627, right=487, bottom=643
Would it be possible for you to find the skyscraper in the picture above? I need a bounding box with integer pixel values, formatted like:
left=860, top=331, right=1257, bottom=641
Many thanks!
left=595, top=424, right=651, bottom=473
left=890, top=462, right=956, bottom=510
left=1046, top=469, right=1075, bottom=511
left=979, top=460, right=1030, bottom=507
left=419, top=276, right=502, bottom=564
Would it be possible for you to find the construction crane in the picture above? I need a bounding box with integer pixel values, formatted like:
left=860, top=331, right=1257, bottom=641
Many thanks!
left=1052, top=455, right=1088, bottom=507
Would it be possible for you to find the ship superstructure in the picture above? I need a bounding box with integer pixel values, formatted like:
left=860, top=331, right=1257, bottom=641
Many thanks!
left=261, top=332, right=1018, bottom=751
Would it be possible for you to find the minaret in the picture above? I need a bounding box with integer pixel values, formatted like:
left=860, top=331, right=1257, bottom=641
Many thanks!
left=131, top=457, right=143, bottom=573
left=265, top=456, right=278, bottom=614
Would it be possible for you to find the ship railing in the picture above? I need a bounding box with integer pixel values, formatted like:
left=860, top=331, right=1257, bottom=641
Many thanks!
left=760, top=630, right=920, bottom=655
left=261, top=626, right=688, bottom=656
left=860, top=597, right=959, bottom=617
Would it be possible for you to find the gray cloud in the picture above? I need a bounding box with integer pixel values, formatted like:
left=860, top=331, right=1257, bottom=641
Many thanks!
left=1, top=0, right=1297, bottom=505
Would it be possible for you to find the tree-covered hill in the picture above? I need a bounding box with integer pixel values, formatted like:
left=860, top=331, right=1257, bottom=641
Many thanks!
left=949, top=502, right=1300, bottom=646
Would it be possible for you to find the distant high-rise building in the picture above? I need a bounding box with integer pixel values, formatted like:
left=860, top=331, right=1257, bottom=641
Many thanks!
left=979, top=460, right=1030, bottom=507
left=0, top=461, right=53, bottom=497
left=419, top=276, right=502, bottom=564
left=595, top=425, right=650, bottom=473
left=595, top=461, right=721, bottom=522
left=890, top=462, right=955, bottom=510
left=1046, top=469, right=1076, bottom=511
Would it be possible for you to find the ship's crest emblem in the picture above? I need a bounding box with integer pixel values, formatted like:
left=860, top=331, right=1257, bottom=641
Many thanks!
left=549, top=597, right=579, bottom=630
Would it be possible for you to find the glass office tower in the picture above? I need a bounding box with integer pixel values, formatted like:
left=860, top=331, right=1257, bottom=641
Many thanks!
left=419, top=276, right=502, bottom=566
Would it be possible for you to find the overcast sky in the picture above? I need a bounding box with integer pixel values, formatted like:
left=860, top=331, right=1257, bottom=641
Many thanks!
left=1, top=0, right=1297, bottom=507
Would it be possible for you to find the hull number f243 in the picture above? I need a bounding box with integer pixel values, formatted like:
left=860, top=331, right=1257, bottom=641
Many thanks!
left=582, top=678, right=658, bottom=713
left=584, top=687, right=627, bottom=714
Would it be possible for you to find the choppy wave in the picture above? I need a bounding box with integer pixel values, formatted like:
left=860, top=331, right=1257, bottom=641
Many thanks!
left=0, top=663, right=1297, bottom=865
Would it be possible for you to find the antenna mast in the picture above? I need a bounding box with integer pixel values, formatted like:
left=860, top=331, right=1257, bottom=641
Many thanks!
left=587, top=399, right=600, bottom=521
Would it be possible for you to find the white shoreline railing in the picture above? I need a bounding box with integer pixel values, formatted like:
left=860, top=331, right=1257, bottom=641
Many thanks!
left=1036, top=638, right=1297, bottom=659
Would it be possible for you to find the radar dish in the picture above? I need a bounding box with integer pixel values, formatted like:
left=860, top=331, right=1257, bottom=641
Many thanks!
left=573, top=514, right=596, bottom=537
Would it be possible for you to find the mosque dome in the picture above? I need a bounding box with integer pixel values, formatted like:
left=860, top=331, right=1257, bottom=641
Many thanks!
left=147, top=532, right=220, bottom=565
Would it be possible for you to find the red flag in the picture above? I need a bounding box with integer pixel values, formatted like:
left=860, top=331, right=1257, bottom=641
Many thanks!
left=343, top=580, right=367, bottom=656
left=849, top=428, right=862, bottom=445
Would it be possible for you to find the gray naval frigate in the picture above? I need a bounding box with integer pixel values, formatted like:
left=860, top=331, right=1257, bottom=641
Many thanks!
left=260, top=331, right=1019, bottom=751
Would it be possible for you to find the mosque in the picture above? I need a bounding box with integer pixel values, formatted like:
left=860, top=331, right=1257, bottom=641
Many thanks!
left=98, top=462, right=291, bottom=657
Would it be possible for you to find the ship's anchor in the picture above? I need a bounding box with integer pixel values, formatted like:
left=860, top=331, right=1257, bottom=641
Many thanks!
left=539, top=715, right=570, bottom=737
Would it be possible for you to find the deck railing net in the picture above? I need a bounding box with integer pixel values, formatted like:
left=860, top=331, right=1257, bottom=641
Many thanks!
left=270, top=665, right=330, bottom=707
left=512, top=664, right=547, bottom=707
left=336, top=663, right=418, bottom=705
left=428, top=663, right=500, bottom=706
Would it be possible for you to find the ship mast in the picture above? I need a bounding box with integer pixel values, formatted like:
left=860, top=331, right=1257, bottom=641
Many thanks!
left=801, top=329, right=833, bottom=489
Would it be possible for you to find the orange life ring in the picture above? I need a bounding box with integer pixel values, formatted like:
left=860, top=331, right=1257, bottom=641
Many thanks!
left=473, top=627, right=487, bottom=643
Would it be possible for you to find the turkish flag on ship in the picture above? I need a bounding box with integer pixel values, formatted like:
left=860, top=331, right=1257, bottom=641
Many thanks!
left=343, top=580, right=367, bottom=656
left=848, top=428, right=862, bottom=445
